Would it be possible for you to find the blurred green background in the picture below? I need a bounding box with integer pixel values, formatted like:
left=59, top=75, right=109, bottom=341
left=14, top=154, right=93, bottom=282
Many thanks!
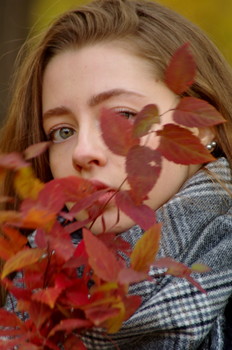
left=1, top=0, right=232, bottom=122
left=31, top=0, right=232, bottom=62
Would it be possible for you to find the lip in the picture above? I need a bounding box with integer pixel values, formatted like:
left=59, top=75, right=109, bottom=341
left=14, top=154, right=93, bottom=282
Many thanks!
left=97, top=190, right=117, bottom=207
left=89, top=179, right=119, bottom=192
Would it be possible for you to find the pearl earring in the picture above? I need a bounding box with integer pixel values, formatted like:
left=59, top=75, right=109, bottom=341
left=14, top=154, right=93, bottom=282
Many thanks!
left=206, top=141, right=217, bottom=151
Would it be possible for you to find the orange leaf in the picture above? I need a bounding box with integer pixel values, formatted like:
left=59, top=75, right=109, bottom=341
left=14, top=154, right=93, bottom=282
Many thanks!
left=83, top=228, right=121, bottom=282
left=0, top=237, right=15, bottom=260
left=157, top=123, right=215, bottom=164
left=130, top=224, right=161, bottom=272
left=0, top=210, right=22, bottom=225
left=14, top=166, right=44, bottom=200
left=2, top=226, right=27, bottom=252
left=1, top=248, right=45, bottom=279
left=174, top=97, right=225, bottom=127
left=132, top=104, right=160, bottom=138
left=32, top=287, right=62, bottom=308
left=21, top=207, right=56, bottom=230
left=165, top=43, right=196, bottom=94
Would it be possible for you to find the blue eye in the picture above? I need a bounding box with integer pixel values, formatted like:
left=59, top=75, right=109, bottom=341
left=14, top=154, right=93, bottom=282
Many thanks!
left=49, top=127, right=75, bottom=143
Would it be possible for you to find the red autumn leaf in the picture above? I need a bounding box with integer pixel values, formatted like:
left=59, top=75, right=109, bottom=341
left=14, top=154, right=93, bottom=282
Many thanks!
left=126, top=145, right=161, bottom=203
left=20, top=300, right=52, bottom=330
left=49, top=318, right=92, bottom=337
left=0, top=329, right=25, bottom=337
left=32, top=287, right=62, bottom=308
left=46, top=222, right=75, bottom=261
left=34, top=228, right=48, bottom=249
left=0, top=309, right=25, bottom=328
left=164, top=43, right=196, bottom=94
left=69, top=189, right=111, bottom=216
left=72, top=239, right=88, bottom=261
left=64, top=336, right=87, bottom=350
left=130, top=223, right=161, bottom=273
left=0, top=337, right=29, bottom=350
left=123, top=294, right=142, bottom=320
left=115, top=191, right=156, bottom=230
left=83, top=228, right=121, bottom=282
left=64, top=218, right=92, bottom=234
left=157, top=123, right=215, bottom=164
left=63, top=284, right=91, bottom=307
left=23, top=260, right=48, bottom=290
left=98, top=233, right=132, bottom=257
left=173, top=97, right=225, bottom=127
left=1, top=248, right=45, bottom=279
left=24, top=141, right=51, bottom=160
left=100, top=108, right=139, bottom=156
left=6, top=285, right=32, bottom=301
left=153, top=257, right=207, bottom=293
left=0, top=152, right=28, bottom=170
left=40, top=176, right=98, bottom=210
left=132, top=104, right=160, bottom=138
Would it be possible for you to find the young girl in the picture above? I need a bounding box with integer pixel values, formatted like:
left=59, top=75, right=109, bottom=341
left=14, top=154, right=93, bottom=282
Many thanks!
left=1, top=0, right=232, bottom=349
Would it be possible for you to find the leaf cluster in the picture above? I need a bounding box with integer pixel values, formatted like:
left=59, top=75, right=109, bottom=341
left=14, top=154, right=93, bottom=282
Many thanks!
left=0, top=44, right=223, bottom=349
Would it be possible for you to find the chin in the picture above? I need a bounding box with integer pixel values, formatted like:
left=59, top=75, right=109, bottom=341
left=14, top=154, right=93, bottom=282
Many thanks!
left=84, top=210, right=135, bottom=235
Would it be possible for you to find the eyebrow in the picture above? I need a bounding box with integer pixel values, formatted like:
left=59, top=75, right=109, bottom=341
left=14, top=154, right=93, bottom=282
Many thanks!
left=43, top=89, right=145, bottom=119
left=88, top=88, right=145, bottom=107
left=43, top=106, right=71, bottom=120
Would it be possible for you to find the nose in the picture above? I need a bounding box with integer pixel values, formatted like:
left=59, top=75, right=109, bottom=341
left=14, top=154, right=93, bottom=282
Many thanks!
left=72, top=123, right=108, bottom=171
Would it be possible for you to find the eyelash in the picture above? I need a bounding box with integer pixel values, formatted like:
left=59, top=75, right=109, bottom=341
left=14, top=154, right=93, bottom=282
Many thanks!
left=47, top=126, right=76, bottom=143
left=114, top=108, right=137, bottom=120
left=46, top=108, right=137, bottom=142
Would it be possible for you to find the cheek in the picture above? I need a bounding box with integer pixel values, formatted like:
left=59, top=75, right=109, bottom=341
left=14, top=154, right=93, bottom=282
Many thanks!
left=146, top=159, right=190, bottom=210
left=49, top=146, right=70, bottom=178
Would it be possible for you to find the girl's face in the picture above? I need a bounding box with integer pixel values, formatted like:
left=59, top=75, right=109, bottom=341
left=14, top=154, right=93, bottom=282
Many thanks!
left=42, top=43, right=201, bottom=234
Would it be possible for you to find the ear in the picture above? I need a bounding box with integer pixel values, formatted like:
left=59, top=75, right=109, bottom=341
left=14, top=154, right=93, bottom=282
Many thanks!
left=193, top=127, right=216, bottom=147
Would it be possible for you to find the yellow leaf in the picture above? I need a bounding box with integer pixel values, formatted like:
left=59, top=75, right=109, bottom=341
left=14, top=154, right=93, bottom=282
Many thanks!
left=131, top=223, right=161, bottom=272
left=14, top=166, right=44, bottom=200
left=1, top=248, right=45, bottom=279
left=104, top=301, right=125, bottom=334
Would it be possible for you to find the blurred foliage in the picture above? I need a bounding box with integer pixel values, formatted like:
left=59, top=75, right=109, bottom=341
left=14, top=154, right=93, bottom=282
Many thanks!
left=31, top=0, right=232, bottom=64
